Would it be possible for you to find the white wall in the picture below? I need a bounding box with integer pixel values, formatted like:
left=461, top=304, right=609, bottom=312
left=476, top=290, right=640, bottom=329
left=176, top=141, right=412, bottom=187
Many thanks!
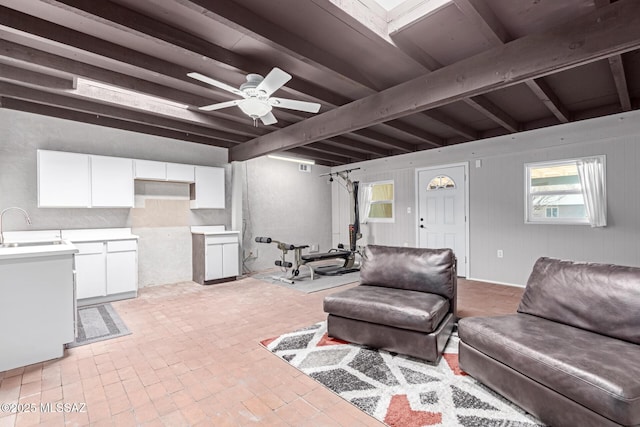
left=0, top=109, right=229, bottom=286
left=332, top=110, right=640, bottom=286
left=239, top=156, right=333, bottom=273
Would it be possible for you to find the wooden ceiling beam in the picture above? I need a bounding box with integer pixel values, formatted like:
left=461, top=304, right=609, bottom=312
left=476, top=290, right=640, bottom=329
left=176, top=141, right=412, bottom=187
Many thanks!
left=452, top=0, right=509, bottom=45
left=0, top=82, right=251, bottom=143
left=327, top=136, right=392, bottom=157
left=453, top=0, right=571, bottom=125
left=353, top=129, right=416, bottom=153
left=608, top=55, right=632, bottom=111
left=594, top=0, right=632, bottom=112
left=0, top=62, right=75, bottom=90
left=183, top=0, right=379, bottom=91
left=524, top=79, right=571, bottom=123
left=305, top=142, right=370, bottom=162
left=0, top=97, right=232, bottom=148
left=229, top=0, right=640, bottom=161
left=465, top=96, right=519, bottom=133
left=3, top=2, right=437, bottom=151
left=35, top=0, right=346, bottom=107
left=286, top=147, right=350, bottom=165
left=0, top=40, right=262, bottom=136
left=183, top=0, right=462, bottom=144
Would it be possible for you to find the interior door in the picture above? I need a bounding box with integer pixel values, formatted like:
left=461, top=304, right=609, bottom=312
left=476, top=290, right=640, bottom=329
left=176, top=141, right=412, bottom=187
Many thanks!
left=417, top=165, right=467, bottom=276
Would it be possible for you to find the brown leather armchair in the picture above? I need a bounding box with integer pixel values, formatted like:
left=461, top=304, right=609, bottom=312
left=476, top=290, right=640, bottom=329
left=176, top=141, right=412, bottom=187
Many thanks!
left=323, top=245, right=457, bottom=362
left=459, top=257, right=640, bottom=427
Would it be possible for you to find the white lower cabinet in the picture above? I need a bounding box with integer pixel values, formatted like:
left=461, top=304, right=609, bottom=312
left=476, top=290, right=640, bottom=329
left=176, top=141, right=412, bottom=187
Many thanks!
left=75, top=242, right=107, bottom=299
left=73, top=238, right=138, bottom=305
left=192, top=232, right=239, bottom=284
left=205, top=237, right=239, bottom=281
left=106, top=240, right=138, bottom=295
left=222, top=242, right=239, bottom=278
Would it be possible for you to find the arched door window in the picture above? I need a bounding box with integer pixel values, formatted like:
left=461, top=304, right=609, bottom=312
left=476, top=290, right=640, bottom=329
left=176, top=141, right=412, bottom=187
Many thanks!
left=427, top=175, right=456, bottom=190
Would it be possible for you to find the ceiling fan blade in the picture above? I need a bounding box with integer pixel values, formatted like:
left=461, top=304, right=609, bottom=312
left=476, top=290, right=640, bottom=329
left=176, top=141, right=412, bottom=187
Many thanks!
left=260, top=111, right=278, bottom=125
left=198, top=99, right=241, bottom=111
left=256, top=68, right=291, bottom=97
left=269, top=97, right=321, bottom=113
left=187, top=72, right=245, bottom=97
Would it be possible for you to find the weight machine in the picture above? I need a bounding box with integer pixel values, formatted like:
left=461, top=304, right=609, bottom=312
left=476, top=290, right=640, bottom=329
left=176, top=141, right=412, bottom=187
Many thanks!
left=255, top=167, right=363, bottom=283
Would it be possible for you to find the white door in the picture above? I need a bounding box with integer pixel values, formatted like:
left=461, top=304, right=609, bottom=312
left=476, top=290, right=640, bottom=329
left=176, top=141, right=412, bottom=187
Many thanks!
left=417, top=165, right=467, bottom=276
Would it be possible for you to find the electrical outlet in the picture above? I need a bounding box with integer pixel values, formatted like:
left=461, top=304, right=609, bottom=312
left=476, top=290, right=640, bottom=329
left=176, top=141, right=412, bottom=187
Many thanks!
left=407, top=207, right=411, bottom=214
left=497, top=249, right=503, bottom=258
left=310, top=244, right=319, bottom=253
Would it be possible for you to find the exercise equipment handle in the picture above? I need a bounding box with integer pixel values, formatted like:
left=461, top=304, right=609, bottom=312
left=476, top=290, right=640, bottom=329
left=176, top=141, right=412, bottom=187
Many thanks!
left=255, top=237, right=272, bottom=243
left=275, top=260, right=293, bottom=268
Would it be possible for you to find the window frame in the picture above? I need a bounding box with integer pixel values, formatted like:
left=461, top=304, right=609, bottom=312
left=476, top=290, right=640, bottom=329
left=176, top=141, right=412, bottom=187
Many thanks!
left=524, top=156, right=605, bottom=225
left=365, top=179, right=395, bottom=223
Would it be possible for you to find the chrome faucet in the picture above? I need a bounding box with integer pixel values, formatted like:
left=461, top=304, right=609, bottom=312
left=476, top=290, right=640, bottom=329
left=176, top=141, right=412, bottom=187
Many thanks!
left=0, top=207, right=32, bottom=245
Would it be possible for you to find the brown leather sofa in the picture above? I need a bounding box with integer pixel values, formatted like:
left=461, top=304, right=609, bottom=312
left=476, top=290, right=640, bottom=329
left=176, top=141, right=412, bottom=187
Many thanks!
left=323, top=245, right=457, bottom=362
left=459, top=257, right=640, bottom=427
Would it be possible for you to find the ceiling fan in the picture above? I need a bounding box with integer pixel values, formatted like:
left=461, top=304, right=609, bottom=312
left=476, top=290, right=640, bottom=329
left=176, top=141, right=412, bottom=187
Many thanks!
left=187, top=67, right=321, bottom=126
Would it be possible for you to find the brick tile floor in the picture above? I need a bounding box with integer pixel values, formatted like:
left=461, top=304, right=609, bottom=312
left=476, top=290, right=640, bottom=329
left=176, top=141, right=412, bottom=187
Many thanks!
left=0, top=277, right=522, bottom=426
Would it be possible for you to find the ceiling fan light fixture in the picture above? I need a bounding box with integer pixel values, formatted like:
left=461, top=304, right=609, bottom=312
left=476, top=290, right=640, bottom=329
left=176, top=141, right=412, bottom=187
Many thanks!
left=238, top=98, right=272, bottom=118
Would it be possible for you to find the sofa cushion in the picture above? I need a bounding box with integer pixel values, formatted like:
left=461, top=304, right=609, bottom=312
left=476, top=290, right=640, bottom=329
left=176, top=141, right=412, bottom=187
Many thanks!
left=324, top=285, right=450, bottom=333
left=458, top=314, right=640, bottom=426
left=519, top=257, right=640, bottom=344
left=359, top=245, right=456, bottom=300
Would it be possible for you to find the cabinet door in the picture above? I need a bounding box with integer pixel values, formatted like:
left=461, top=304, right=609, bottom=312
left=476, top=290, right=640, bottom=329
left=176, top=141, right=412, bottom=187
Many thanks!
left=205, top=244, right=223, bottom=281
left=37, top=150, right=91, bottom=207
left=166, top=163, right=195, bottom=182
left=222, top=243, right=239, bottom=277
left=106, top=250, right=138, bottom=295
left=134, top=160, right=166, bottom=180
left=91, top=156, right=134, bottom=207
left=191, top=166, right=225, bottom=209
left=75, top=243, right=106, bottom=299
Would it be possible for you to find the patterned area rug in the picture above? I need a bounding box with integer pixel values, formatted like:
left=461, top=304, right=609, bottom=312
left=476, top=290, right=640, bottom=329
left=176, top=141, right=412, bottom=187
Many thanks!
left=261, top=322, right=545, bottom=427
left=68, top=303, right=131, bottom=348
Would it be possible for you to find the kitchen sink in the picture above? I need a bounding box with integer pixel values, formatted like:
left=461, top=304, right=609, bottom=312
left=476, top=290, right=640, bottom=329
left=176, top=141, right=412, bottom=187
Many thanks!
left=0, top=240, right=64, bottom=248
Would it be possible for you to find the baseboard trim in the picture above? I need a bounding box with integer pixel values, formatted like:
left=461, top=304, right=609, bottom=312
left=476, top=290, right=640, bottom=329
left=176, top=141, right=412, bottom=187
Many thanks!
left=465, top=277, right=525, bottom=288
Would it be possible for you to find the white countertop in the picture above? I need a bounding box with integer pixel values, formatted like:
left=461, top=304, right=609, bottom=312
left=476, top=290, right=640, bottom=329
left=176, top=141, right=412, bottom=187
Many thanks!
left=191, top=226, right=239, bottom=235
left=61, top=228, right=138, bottom=242
left=0, top=240, right=78, bottom=261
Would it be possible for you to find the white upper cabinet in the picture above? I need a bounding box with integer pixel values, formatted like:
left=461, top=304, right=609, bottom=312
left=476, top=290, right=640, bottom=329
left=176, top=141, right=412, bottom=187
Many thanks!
left=37, top=150, right=225, bottom=209
left=166, top=162, right=195, bottom=182
left=190, top=166, right=225, bottom=209
left=37, top=150, right=91, bottom=207
left=134, top=159, right=166, bottom=181
left=91, top=155, right=134, bottom=207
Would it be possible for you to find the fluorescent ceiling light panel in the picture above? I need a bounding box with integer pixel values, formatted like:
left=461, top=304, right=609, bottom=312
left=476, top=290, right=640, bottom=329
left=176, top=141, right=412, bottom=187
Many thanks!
left=267, top=154, right=315, bottom=165
left=74, top=78, right=189, bottom=109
